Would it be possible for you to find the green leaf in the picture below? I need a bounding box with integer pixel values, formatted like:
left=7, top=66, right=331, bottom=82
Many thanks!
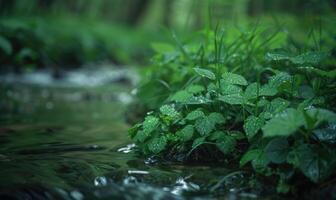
left=128, top=123, right=141, bottom=138
left=260, top=84, right=278, bottom=96
left=134, top=131, right=149, bottom=142
left=220, top=82, right=242, bottom=95
left=148, top=136, right=167, bottom=154
left=222, top=72, right=248, bottom=86
left=313, top=123, right=336, bottom=145
left=287, top=144, right=334, bottom=183
left=244, top=82, right=259, bottom=100
left=159, top=105, right=180, bottom=120
left=268, top=72, right=291, bottom=88
left=305, top=108, right=336, bottom=125
left=262, top=108, right=305, bottom=137
left=265, top=137, right=289, bottom=164
left=291, top=51, right=328, bottom=65
left=143, top=116, right=160, bottom=134
left=185, top=110, right=205, bottom=120
left=177, top=125, right=194, bottom=142
left=187, top=84, right=205, bottom=94
left=208, top=112, right=225, bottom=124
left=151, top=42, right=175, bottom=54
left=171, top=90, right=193, bottom=103
left=192, top=137, right=206, bottom=149
left=194, top=68, right=216, bottom=80
left=240, top=149, right=263, bottom=167
left=261, top=98, right=290, bottom=119
left=266, top=51, right=327, bottom=65
left=195, top=116, right=215, bottom=136
left=244, top=116, right=264, bottom=139
left=218, top=94, right=245, bottom=105
left=216, top=135, right=236, bottom=154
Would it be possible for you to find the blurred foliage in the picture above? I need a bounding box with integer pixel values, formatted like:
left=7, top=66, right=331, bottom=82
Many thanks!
left=0, top=0, right=335, bottom=72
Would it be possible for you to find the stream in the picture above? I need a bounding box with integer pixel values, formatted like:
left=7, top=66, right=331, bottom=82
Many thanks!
left=0, top=66, right=271, bottom=200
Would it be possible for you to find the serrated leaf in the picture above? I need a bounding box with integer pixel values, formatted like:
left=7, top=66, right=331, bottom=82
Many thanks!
left=266, top=51, right=327, bottom=65
left=208, top=112, right=225, bottom=124
left=183, top=95, right=211, bottom=105
left=244, top=82, right=259, bottom=100
left=177, top=125, right=194, bottom=141
left=291, top=51, right=328, bottom=65
left=194, top=68, right=216, bottom=80
left=220, top=81, right=242, bottom=95
left=195, top=116, right=215, bottom=136
left=260, top=84, right=278, bottom=96
left=262, top=108, right=305, bottom=137
left=218, top=94, right=245, bottom=105
left=261, top=98, right=290, bottom=119
left=143, top=116, right=160, bottom=134
left=159, top=104, right=180, bottom=120
left=244, top=116, right=264, bottom=139
left=265, top=137, right=289, bottom=164
left=185, top=110, right=205, bottom=120
left=222, top=72, right=248, bottom=86
left=148, top=136, right=167, bottom=154
left=268, top=72, right=291, bottom=88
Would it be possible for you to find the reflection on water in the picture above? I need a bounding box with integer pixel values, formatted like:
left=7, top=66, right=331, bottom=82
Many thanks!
left=0, top=68, right=270, bottom=199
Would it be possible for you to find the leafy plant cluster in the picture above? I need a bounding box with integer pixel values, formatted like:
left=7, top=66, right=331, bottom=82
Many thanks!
left=129, top=26, right=336, bottom=194
left=0, top=17, right=154, bottom=71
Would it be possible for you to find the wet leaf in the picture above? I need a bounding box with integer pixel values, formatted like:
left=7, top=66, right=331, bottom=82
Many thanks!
left=218, top=94, right=245, bottom=105
left=220, top=82, right=242, bottom=95
left=195, top=116, right=215, bottom=136
left=244, top=82, right=259, bottom=100
left=148, top=136, right=167, bottom=154
left=143, top=116, right=160, bottom=134
left=177, top=125, right=194, bottom=142
left=185, top=110, right=205, bottom=120
left=313, top=123, right=336, bottom=145
left=260, top=84, right=278, bottom=96
left=222, top=72, right=248, bottom=86
left=171, top=90, right=193, bottom=103
left=194, top=68, right=216, bottom=80
left=244, top=116, right=264, bottom=139
left=159, top=105, right=180, bottom=120
left=208, top=112, right=225, bottom=124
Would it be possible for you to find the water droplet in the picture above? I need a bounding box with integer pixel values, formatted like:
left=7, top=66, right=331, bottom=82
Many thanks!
left=94, top=176, right=108, bottom=186
left=127, top=170, right=149, bottom=175
left=117, top=144, right=136, bottom=153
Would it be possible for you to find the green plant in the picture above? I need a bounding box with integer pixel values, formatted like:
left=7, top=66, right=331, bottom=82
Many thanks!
left=129, top=25, right=336, bottom=195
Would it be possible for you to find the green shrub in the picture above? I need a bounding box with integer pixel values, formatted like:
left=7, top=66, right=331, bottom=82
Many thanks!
left=129, top=24, right=336, bottom=194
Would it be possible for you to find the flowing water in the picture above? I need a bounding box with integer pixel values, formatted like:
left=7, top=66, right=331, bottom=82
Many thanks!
left=0, top=67, right=272, bottom=200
